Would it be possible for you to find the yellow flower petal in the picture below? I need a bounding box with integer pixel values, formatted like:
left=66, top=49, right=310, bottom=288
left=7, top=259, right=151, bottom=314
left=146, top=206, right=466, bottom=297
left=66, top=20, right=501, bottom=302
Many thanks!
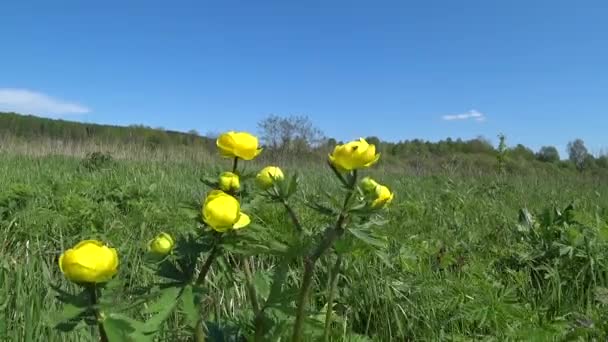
left=233, top=213, right=251, bottom=229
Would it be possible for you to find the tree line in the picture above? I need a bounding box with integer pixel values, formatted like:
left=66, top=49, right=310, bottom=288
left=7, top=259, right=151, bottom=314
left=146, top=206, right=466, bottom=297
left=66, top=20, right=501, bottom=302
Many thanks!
left=0, top=112, right=214, bottom=150
left=1, top=111, right=606, bottom=173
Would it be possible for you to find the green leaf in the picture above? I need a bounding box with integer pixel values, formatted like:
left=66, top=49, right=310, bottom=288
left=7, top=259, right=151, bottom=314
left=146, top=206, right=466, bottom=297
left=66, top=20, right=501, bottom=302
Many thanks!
left=287, top=173, right=299, bottom=198
left=142, top=286, right=182, bottom=334
left=265, top=262, right=290, bottom=307
left=180, top=285, right=201, bottom=329
left=49, top=303, right=90, bottom=332
left=348, top=227, right=387, bottom=249
left=102, top=313, right=142, bottom=342
left=51, top=285, right=90, bottom=308
left=253, top=271, right=271, bottom=301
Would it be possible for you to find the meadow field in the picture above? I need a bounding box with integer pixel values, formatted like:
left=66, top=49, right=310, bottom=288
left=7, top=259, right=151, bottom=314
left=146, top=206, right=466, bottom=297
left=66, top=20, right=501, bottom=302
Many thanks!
left=1, top=150, right=608, bottom=341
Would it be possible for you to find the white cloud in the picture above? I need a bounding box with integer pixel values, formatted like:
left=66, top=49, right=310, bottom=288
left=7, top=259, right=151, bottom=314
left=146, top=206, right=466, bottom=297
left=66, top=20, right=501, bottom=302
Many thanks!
left=0, top=88, right=90, bottom=117
left=442, top=109, right=486, bottom=122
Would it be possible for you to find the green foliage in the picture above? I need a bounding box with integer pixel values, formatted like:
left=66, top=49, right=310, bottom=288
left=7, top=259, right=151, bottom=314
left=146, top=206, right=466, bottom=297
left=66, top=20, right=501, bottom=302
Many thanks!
left=81, top=151, right=114, bottom=171
left=0, top=112, right=213, bottom=149
left=537, top=145, right=561, bottom=163
left=2, top=150, right=608, bottom=341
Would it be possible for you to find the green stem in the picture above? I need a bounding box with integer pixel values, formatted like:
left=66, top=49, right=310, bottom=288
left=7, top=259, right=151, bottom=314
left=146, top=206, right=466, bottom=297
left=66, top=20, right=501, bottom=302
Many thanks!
left=323, top=255, right=342, bottom=342
left=282, top=199, right=304, bottom=233
left=194, top=245, right=221, bottom=342
left=232, top=157, right=239, bottom=173
left=292, top=170, right=357, bottom=342
left=88, top=284, right=109, bottom=342
left=194, top=245, right=220, bottom=286
left=292, top=206, right=351, bottom=340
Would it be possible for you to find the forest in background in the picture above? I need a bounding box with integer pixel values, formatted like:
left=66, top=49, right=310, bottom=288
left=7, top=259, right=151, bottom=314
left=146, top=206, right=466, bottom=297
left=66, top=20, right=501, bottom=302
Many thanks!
left=1, top=111, right=607, bottom=177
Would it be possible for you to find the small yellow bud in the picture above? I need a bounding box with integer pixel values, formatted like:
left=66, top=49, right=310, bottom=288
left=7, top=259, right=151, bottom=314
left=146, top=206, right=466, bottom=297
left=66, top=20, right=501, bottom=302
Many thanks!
left=359, top=177, right=394, bottom=209
left=371, top=185, right=394, bottom=209
left=218, top=172, right=240, bottom=192
left=256, top=166, right=284, bottom=190
left=360, top=176, right=380, bottom=195
left=148, top=232, right=175, bottom=255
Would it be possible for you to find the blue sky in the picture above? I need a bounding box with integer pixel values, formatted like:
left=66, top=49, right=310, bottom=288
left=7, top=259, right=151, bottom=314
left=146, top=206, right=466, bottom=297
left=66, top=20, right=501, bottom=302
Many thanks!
left=1, top=1, right=607, bottom=155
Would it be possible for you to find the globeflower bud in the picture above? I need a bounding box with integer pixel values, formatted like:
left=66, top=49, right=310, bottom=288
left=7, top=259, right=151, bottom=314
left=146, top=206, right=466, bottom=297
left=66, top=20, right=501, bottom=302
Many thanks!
left=359, top=177, right=394, bottom=209
left=360, top=176, right=380, bottom=195
left=371, top=184, right=394, bottom=209
left=202, top=190, right=251, bottom=232
left=216, top=131, right=263, bottom=160
left=329, top=138, right=380, bottom=172
left=148, top=232, right=175, bottom=255
left=218, top=172, right=240, bottom=192
left=256, top=166, right=284, bottom=190
left=59, top=240, right=119, bottom=284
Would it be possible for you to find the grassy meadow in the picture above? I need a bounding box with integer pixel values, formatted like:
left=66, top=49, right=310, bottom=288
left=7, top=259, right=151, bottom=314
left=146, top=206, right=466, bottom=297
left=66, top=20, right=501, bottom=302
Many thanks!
left=1, top=150, right=608, bottom=341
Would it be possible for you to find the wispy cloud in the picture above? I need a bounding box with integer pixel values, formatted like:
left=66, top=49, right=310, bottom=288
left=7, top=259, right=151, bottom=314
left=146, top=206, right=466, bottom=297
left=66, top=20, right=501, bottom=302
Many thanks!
left=442, top=109, right=486, bottom=122
left=0, top=88, right=90, bottom=117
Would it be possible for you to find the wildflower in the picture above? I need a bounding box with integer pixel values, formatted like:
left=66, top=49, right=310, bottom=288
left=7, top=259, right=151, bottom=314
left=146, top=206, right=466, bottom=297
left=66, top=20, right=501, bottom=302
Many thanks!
left=372, top=184, right=394, bottom=208
left=148, top=232, right=175, bottom=255
left=360, top=177, right=394, bottom=208
left=216, top=131, right=262, bottom=160
left=59, top=240, right=119, bottom=284
left=256, top=166, right=284, bottom=190
left=202, top=190, right=250, bottom=232
left=218, top=171, right=240, bottom=192
left=329, top=138, right=380, bottom=171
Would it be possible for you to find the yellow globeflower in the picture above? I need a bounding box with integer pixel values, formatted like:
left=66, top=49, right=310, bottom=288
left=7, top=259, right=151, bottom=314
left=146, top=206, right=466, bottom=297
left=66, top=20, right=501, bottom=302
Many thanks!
left=148, top=232, right=175, bottom=255
left=218, top=172, right=240, bottom=192
left=359, top=177, right=394, bottom=209
left=256, top=166, right=284, bottom=190
left=59, top=240, right=119, bottom=284
left=372, top=184, right=394, bottom=208
left=360, top=176, right=380, bottom=194
left=329, top=138, right=380, bottom=172
left=216, top=131, right=263, bottom=160
left=202, top=190, right=251, bottom=232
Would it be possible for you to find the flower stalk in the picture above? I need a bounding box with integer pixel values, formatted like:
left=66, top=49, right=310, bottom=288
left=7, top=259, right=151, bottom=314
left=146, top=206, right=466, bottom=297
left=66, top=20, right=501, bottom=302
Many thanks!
left=87, top=284, right=109, bottom=342
left=194, top=244, right=221, bottom=342
left=292, top=171, right=357, bottom=342
left=323, top=254, right=342, bottom=341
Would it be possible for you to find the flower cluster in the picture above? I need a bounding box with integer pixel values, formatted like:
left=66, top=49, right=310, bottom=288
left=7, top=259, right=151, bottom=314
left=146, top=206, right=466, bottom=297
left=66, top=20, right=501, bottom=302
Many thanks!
left=55, top=131, right=394, bottom=342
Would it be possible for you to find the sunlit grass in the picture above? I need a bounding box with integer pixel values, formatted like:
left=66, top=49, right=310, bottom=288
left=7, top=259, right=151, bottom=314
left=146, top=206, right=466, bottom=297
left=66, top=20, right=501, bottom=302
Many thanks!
left=1, top=152, right=608, bottom=340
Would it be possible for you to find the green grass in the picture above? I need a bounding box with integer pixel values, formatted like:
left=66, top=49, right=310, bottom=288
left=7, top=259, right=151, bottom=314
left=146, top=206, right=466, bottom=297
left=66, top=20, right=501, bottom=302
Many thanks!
left=1, top=152, right=608, bottom=341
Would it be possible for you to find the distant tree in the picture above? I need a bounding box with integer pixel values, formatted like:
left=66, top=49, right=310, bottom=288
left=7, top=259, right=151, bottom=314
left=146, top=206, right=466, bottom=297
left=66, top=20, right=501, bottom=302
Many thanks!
left=536, top=146, right=560, bottom=163
left=496, top=134, right=507, bottom=173
left=365, top=136, right=381, bottom=147
left=257, top=114, right=325, bottom=154
left=510, top=144, right=535, bottom=161
left=567, top=139, right=589, bottom=171
left=326, top=138, right=337, bottom=148
left=597, top=155, right=608, bottom=169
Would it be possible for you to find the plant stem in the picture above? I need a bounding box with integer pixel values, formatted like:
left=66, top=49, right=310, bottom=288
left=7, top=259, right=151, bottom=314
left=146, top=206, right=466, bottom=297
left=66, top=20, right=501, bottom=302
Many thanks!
left=323, top=255, right=342, bottom=342
left=292, top=170, right=357, bottom=342
left=194, top=245, right=221, bottom=342
left=292, top=228, right=346, bottom=341
left=194, top=245, right=220, bottom=286
left=88, top=284, right=108, bottom=342
left=232, top=157, right=239, bottom=173
left=283, top=199, right=303, bottom=233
